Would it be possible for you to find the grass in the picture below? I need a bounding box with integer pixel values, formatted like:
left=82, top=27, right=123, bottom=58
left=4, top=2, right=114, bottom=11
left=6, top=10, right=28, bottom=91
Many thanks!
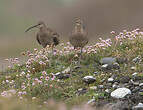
left=0, top=29, right=143, bottom=109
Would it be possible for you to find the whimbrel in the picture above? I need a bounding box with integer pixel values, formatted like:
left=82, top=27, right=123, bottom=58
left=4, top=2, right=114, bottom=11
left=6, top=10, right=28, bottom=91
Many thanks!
left=69, top=17, right=88, bottom=58
left=25, top=21, right=60, bottom=53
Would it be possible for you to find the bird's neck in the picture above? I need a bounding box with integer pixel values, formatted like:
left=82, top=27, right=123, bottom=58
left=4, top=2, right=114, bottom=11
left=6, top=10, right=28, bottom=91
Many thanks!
left=74, top=25, right=84, bottom=33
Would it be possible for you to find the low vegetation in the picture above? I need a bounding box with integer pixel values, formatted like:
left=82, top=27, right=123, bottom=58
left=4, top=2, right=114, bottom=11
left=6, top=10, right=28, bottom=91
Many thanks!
left=0, top=28, right=143, bottom=109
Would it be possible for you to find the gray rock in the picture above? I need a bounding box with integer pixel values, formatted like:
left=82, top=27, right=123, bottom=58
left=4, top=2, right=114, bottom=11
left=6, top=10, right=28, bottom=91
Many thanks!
left=112, top=84, right=118, bottom=89
left=62, top=67, right=71, bottom=74
left=132, top=103, right=143, bottom=110
left=120, top=76, right=130, bottom=83
left=100, top=57, right=116, bottom=65
left=132, top=72, right=138, bottom=76
left=139, top=83, right=143, bottom=88
left=101, top=64, right=109, bottom=70
left=116, top=57, right=128, bottom=64
left=89, top=86, right=97, bottom=90
left=105, top=89, right=110, bottom=93
left=55, top=72, right=70, bottom=79
left=83, top=76, right=96, bottom=84
left=131, top=66, right=137, bottom=70
left=103, top=101, right=129, bottom=110
left=111, top=88, right=131, bottom=99
left=87, top=99, right=95, bottom=105
left=98, top=85, right=104, bottom=89
left=132, top=56, right=142, bottom=63
left=132, top=87, right=140, bottom=93
left=112, top=62, right=120, bottom=69
left=108, top=78, right=114, bottom=83
left=76, top=88, right=87, bottom=96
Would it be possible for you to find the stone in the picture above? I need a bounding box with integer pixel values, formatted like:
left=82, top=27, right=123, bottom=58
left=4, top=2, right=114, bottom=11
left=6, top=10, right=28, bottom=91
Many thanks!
left=83, top=76, right=96, bottom=84
left=120, top=76, right=130, bottom=83
left=87, top=99, right=95, bottom=105
left=100, top=57, right=116, bottom=65
left=103, top=101, right=129, bottom=110
left=132, top=56, right=142, bottom=63
left=111, top=88, right=131, bottom=99
left=98, top=85, right=104, bottom=89
left=55, top=72, right=70, bottom=79
left=62, top=67, right=71, bottom=74
left=139, top=83, right=143, bottom=88
left=132, top=72, right=138, bottom=76
left=105, top=89, right=110, bottom=93
left=108, top=78, right=114, bottom=83
left=112, top=62, right=120, bottom=69
left=132, top=103, right=143, bottom=110
left=116, top=57, right=128, bottom=64
left=89, top=86, right=97, bottom=90
left=101, top=64, right=109, bottom=70
left=76, top=88, right=87, bottom=96
left=131, top=67, right=137, bottom=70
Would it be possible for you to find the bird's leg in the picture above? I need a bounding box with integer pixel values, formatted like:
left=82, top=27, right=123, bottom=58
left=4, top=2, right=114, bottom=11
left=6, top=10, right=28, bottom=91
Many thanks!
left=78, top=47, right=83, bottom=66
left=49, top=44, right=54, bottom=67
left=51, top=44, right=54, bottom=56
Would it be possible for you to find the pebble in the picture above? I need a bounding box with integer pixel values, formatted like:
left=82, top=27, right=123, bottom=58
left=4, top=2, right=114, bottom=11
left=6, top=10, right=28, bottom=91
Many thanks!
left=131, top=67, right=137, bottom=70
left=83, top=76, right=96, bottom=84
left=132, top=103, right=143, bottom=110
left=87, top=99, right=95, bottom=105
left=89, top=86, right=97, bottom=90
left=100, top=57, right=116, bottom=65
left=132, top=72, right=138, bottom=76
left=111, top=88, right=131, bottom=99
left=108, top=78, right=114, bottom=83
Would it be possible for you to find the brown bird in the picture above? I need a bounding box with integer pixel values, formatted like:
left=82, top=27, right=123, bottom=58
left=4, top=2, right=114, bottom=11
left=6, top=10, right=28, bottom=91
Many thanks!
left=25, top=21, right=60, bottom=53
left=69, top=17, right=88, bottom=55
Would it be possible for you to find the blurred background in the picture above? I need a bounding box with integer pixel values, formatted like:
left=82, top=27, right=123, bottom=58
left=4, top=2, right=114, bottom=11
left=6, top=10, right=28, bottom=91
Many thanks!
left=0, top=0, right=143, bottom=70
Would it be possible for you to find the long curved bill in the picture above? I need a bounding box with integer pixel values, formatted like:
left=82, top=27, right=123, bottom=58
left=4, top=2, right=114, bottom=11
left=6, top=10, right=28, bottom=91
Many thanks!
left=25, top=24, right=40, bottom=32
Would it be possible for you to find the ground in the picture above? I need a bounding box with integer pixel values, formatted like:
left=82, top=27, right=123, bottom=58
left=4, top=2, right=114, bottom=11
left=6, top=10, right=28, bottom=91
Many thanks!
left=0, top=29, right=143, bottom=110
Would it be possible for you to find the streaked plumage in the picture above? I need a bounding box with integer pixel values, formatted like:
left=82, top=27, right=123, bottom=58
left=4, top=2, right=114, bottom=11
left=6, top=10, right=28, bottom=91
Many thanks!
left=69, top=18, right=88, bottom=49
left=25, top=21, right=60, bottom=48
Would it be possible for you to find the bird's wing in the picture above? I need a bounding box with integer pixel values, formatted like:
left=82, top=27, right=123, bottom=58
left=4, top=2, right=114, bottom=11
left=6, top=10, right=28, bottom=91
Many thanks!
left=52, top=32, right=60, bottom=46
left=36, top=33, right=41, bottom=45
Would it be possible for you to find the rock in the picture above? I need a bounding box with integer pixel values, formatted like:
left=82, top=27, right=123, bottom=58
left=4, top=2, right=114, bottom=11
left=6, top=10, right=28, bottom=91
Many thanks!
left=103, top=101, right=129, bottom=110
left=133, top=72, right=138, bottom=76
left=105, top=89, right=110, bottom=93
left=89, top=86, right=97, bottom=90
left=55, top=72, right=70, bottom=79
left=62, top=67, right=71, bottom=74
left=100, top=57, right=116, bottom=65
left=120, top=76, right=130, bottom=83
left=83, top=76, right=96, bottom=84
left=111, top=88, right=131, bottom=99
left=76, top=88, right=87, bottom=96
left=132, top=87, right=140, bottom=93
left=112, top=84, right=118, bottom=89
left=132, top=103, right=143, bottom=110
left=98, top=85, right=104, bottom=89
left=139, top=83, right=143, bottom=88
left=108, top=78, right=114, bottom=83
left=133, top=82, right=140, bottom=86
left=131, top=67, right=137, bottom=70
left=116, top=57, right=128, bottom=64
left=112, top=62, right=120, bottom=69
left=93, top=71, right=99, bottom=75
left=132, top=55, right=142, bottom=63
left=74, top=66, right=81, bottom=70
left=87, top=99, right=95, bottom=105
left=101, top=64, right=109, bottom=70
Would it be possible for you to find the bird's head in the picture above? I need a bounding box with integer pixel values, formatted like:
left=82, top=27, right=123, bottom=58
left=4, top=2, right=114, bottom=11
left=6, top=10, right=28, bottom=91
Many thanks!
left=25, top=21, right=46, bottom=32
left=74, top=17, right=83, bottom=26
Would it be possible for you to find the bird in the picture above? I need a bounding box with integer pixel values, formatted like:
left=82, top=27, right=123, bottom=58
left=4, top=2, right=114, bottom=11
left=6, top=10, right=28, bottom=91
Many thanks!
left=25, top=21, right=60, bottom=53
left=69, top=17, right=88, bottom=57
